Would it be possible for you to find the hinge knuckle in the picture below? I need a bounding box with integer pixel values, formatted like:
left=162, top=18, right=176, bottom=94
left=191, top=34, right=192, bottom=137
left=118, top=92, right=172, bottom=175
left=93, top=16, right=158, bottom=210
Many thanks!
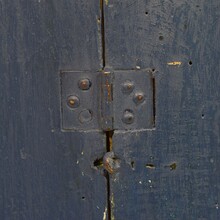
left=100, top=71, right=114, bottom=131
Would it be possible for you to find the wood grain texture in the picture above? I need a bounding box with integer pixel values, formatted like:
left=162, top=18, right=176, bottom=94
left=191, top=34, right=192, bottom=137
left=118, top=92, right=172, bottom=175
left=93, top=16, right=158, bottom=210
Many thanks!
left=0, top=1, right=107, bottom=219
left=105, top=0, right=220, bottom=219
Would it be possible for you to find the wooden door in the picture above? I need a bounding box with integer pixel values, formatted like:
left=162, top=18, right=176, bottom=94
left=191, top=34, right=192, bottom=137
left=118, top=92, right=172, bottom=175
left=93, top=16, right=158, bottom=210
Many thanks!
left=0, top=1, right=107, bottom=219
left=104, top=1, right=220, bottom=219
left=1, top=1, right=220, bottom=220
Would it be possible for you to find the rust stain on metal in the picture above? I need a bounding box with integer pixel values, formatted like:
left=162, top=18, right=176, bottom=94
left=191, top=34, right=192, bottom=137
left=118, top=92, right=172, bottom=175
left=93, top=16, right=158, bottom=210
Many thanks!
left=106, top=84, right=112, bottom=101
left=137, top=94, right=143, bottom=101
left=68, top=99, right=75, bottom=106
left=104, top=72, right=112, bottom=101
left=103, top=154, right=114, bottom=174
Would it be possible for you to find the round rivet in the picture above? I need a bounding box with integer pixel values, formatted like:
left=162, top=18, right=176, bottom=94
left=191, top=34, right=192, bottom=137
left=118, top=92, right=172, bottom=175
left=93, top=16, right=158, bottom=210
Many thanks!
left=121, top=81, right=134, bottom=94
left=122, top=109, right=134, bottom=124
left=133, top=92, right=145, bottom=104
left=67, top=95, right=80, bottom=108
left=79, top=109, right=93, bottom=123
left=78, top=78, right=91, bottom=90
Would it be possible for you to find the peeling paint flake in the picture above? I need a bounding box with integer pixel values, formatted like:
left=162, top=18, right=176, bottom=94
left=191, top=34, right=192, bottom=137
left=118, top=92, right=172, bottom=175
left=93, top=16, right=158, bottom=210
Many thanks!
left=111, top=193, right=115, bottom=220
left=103, top=207, right=107, bottom=220
left=167, top=61, right=182, bottom=66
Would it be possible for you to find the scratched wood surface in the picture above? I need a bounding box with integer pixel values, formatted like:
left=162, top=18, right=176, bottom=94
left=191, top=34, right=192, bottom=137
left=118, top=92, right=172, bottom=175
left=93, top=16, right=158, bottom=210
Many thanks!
left=0, top=1, right=107, bottom=219
left=105, top=0, right=220, bottom=219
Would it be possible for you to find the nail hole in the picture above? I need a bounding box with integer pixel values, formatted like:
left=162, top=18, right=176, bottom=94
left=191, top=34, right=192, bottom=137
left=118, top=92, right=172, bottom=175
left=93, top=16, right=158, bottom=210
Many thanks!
left=201, top=114, right=205, bottom=119
left=169, top=163, right=177, bottom=170
left=131, top=161, right=135, bottom=169
left=189, top=60, right=193, bottom=65
left=152, top=68, right=155, bottom=72
left=81, top=196, right=85, bottom=200
left=159, top=35, right=164, bottom=41
left=145, top=11, right=149, bottom=15
left=146, top=164, right=155, bottom=169
left=93, top=158, right=103, bottom=168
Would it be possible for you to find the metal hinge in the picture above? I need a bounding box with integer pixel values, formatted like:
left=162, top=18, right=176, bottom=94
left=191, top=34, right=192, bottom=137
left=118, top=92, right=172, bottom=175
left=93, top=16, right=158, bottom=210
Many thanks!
left=60, top=69, right=155, bottom=132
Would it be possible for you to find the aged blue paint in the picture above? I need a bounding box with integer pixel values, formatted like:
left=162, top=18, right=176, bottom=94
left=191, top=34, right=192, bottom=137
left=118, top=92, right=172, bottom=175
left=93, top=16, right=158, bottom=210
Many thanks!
left=1, top=0, right=220, bottom=219
left=0, top=1, right=107, bottom=220
left=105, top=0, right=220, bottom=219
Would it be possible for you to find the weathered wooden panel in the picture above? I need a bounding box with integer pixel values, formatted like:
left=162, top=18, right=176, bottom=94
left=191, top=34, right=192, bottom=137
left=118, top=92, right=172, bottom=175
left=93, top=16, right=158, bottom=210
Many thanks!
left=105, top=0, right=220, bottom=219
left=0, top=1, right=107, bottom=219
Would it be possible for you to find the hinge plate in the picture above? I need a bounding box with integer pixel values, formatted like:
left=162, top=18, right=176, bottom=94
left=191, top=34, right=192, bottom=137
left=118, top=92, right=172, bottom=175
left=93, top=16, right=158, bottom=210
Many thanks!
left=113, top=70, right=154, bottom=131
left=60, top=71, right=100, bottom=131
left=60, top=70, right=155, bottom=132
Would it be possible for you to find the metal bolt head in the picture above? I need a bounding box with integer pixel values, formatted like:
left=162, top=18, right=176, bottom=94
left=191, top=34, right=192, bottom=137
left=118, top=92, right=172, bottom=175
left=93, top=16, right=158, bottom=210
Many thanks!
left=78, top=78, right=91, bottom=90
left=103, top=152, right=120, bottom=174
left=133, top=92, right=145, bottom=104
left=122, top=109, right=134, bottom=124
left=67, top=95, right=80, bottom=108
left=121, top=81, right=134, bottom=94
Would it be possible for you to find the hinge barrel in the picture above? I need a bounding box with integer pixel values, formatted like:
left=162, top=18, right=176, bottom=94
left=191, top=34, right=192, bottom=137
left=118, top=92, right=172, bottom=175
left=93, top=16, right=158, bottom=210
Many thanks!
left=100, top=71, right=114, bottom=131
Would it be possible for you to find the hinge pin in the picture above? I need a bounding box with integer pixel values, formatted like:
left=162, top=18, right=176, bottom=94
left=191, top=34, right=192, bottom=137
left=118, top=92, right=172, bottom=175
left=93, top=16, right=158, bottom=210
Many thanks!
left=100, top=71, right=114, bottom=131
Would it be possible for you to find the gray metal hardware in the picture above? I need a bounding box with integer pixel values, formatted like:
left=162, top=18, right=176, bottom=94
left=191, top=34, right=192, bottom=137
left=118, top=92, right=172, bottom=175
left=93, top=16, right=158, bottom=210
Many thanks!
left=60, top=70, right=154, bottom=132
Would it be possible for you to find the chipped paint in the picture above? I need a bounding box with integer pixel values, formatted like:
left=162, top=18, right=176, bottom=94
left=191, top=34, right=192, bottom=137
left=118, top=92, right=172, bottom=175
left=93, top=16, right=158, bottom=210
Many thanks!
left=167, top=61, right=182, bottom=66
left=103, top=207, right=107, bottom=220
left=111, top=193, right=115, bottom=220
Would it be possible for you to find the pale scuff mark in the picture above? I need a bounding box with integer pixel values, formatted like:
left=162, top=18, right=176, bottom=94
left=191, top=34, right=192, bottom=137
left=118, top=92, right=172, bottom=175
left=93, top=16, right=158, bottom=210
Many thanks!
left=111, top=194, right=115, bottom=220
left=167, top=61, right=182, bottom=66
left=105, top=0, right=109, bottom=5
left=103, top=207, right=107, bottom=220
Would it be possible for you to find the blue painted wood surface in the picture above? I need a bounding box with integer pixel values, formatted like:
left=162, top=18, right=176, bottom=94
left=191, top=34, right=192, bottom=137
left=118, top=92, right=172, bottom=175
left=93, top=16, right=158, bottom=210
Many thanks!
left=0, top=1, right=107, bottom=219
left=105, top=0, right=220, bottom=219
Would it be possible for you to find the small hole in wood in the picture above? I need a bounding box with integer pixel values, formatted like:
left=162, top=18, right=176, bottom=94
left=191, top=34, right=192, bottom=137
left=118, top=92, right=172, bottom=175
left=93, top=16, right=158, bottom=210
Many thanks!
left=93, top=158, right=103, bottom=168
left=159, top=35, right=164, bottom=41
left=131, top=161, right=135, bottom=169
left=189, top=60, right=193, bottom=65
left=82, top=196, right=85, bottom=200
left=169, top=163, right=177, bottom=170
left=145, top=11, right=149, bottom=15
